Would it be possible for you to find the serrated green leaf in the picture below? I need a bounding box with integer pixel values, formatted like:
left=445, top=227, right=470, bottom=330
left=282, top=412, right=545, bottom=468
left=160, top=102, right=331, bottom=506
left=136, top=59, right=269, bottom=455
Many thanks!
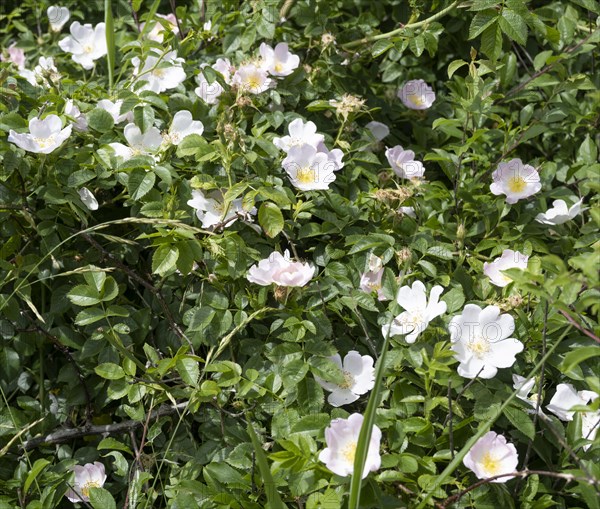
left=258, top=201, right=284, bottom=238
left=68, top=285, right=102, bottom=307
left=87, top=108, right=115, bottom=133
left=89, top=487, right=116, bottom=509
left=152, top=244, right=179, bottom=276
left=176, top=357, right=200, bottom=388
left=127, top=170, right=156, bottom=200
left=499, top=9, right=528, bottom=45
left=480, top=22, right=502, bottom=61
left=469, top=11, right=498, bottom=39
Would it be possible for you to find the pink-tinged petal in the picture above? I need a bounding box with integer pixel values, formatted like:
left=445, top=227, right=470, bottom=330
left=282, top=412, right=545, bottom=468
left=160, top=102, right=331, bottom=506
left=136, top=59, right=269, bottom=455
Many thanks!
left=328, top=389, right=359, bottom=407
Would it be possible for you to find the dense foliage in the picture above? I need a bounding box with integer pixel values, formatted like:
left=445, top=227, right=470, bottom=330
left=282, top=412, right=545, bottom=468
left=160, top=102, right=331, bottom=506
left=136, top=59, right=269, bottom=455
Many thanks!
left=0, top=0, right=599, bottom=508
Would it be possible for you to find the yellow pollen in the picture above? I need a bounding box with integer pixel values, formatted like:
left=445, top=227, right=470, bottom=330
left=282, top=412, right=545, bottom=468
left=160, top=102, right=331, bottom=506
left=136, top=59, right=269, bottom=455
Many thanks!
left=343, top=441, right=357, bottom=464
left=339, top=371, right=355, bottom=390
left=81, top=481, right=101, bottom=498
left=246, top=76, right=261, bottom=91
left=83, top=44, right=93, bottom=54
left=481, top=452, right=501, bottom=476
left=274, top=62, right=283, bottom=72
left=152, top=68, right=166, bottom=78
left=409, top=94, right=425, bottom=106
left=296, top=167, right=316, bottom=184
left=468, top=337, right=490, bottom=358
left=34, top=136, right=54, bottom=148
left=508, top=176, right=526, bottom=193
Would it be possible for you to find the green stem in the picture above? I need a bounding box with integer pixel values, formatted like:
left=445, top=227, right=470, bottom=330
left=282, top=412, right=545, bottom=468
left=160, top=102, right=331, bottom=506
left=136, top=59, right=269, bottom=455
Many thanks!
left=348, top=329, right=392, bottom=508
left=342, top=0, right=461, bottom=49
left=415, top=321, right=573, bottom=509
left=105, top=0, right=115, bottom=91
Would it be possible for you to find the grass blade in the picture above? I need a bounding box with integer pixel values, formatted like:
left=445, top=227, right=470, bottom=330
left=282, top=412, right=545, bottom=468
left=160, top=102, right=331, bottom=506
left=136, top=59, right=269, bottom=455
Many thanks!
left=247, top=419, right=286, bottom=509
left=348, top=329, right=392, bottom=508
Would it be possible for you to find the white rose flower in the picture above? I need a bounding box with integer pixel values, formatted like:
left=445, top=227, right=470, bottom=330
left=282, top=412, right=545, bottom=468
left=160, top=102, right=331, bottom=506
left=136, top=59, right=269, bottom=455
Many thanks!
left=8, top=115, right=72, bottom=154
left=163, top=110, right=204, bottom=146
left=547, top=383, right=599, bottom=451
left=65, top=100, right=88, bottom=132
left=535, top=198, right=584, bottom=225
left=483, top=249, right=529, bottom=288
left=259, top=42, right=300, bottom=77
left=398, top=206, right=416, bottom=218
left=366, top=120, right=390, bottom=141
left=108, top=123, right=163, bottom=161
left=512, top=374, right=539, bottom=408
left=382, top=280, right=446, bottom=343
left=19, top=56, right=61, bottom=86
left=97, top=99, right=134, bottom=124
left=132, top=50, right=186, bottom=94
left=231, top=63, right=272, bottom=94
left=78, top=187, right=99, bottom=211
left=59, top=22, right=107, bottom=70
left=47, top=6, right=70, bottom=32
left=490, top=158, right=541, bottom=204
left=65, top=462, right=107, bottom=503
left=282, top=144, right=337, bottom=191
left=316, top=141, right=344, bottom=171
left=246, top=250, right=315, bottom=287
left=359, top=254, right=387, bottom=301
left=314, top=351, right=375, bottom=407
left=274, top=118, right=325, bottom=153
left=1, top=43, right=25, bottom=69
left=449, top=304, right=523, bottom=379
left=463, top=431, right=519, bottom=482
left=140, top=13, right=179, bottom=43
left=398, top=79, right=436, bottom=110
left=385, top=145, right=425, bottom=179
left=187, top=189, right=254, bottom=229
left=318, top=413, right=381, bottom=478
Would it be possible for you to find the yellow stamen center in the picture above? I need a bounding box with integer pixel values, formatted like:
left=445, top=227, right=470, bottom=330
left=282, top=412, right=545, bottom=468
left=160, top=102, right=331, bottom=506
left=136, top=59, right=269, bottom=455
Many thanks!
left=468, top=336, right=491, bottom=358
left=481, top=452, right=501, bottom=476
left=296, top=167, right=316, bottom=184
left=83, top=44, right=93, bottom=54
left=343, top=441, right=357, bottom=464
left=246, top=75, right=262, bottom=91
left=339, top=371, right=355, bottom=390
left=274, top=62, right=284, bottom=73
left=409, top=94, right=425, bottom=106
left=508, top=176, right=526, bottom=193
left=152, top=68, right=166, bottom=78
left=34, top=136, right=55, bottom=149
left=81, top=481, right=101, bottom=498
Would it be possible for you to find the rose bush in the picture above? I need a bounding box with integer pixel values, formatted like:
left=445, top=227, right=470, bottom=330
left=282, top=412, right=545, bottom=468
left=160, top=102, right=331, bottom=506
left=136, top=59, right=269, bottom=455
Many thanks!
left=0, top=0, right=598, bottom=508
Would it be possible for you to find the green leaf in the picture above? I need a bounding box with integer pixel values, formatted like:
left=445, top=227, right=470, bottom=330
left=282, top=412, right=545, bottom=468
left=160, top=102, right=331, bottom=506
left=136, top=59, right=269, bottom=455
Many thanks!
left=480, top=22, right=502, bottom=61
left=371, top=40, right=393, bottom=58
left=409, top=35, right=425, bottom=57
left=89, top=487, right=116, bottom=509
left=561, top=346, right=600, bottom=374
left=98, top=437, right=133, bottom=455
left=469, top=11, right=498, bottom=39
left=75, top=307, right=107, bottom=326
left=176, top=134, right=208, bottom=157
left=95, top=362, right=126, bottom=380
left=578, top=135, right=598, bottom=164
left=448, top=59, right=468, bottom=79
left=134, top=105, right=155, bottom=133
left=24, top=458, right=50, bottom=493
left=127, top=169, right=156, bottom=200
left=84, top=268, right=106, bottom=293
left=499, top=9, right=528, bottom=45
left=176, top=357, right=200, bottom=388
left=503, top=405, right=535, bottom=440
left=68, top=285, right=101, bottom=307
left=152, top=244, right=179, bottom=276
left=258, top=202, right=284, bottom=238
left=441, top=287, right=465, bottom=313
left=87, top=108, right=115, bottom=133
